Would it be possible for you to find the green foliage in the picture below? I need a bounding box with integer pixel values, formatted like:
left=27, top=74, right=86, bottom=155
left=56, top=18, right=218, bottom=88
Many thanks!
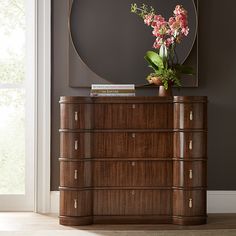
left=130, top=3, right=155, bottom=19
left=144, top=51, right=164, bottom=70
left=0, top=56, right=25, bottom=84
left=144, top=50, right=193, bottom=89
left=0, top=0, right=25, bottom=30
left=131, top=2, right=194, bottom=90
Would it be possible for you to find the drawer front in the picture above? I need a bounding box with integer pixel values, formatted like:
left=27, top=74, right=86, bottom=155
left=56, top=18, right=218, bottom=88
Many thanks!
left=93, top=189, right=172, bottom=216
left=60, top=132, right=91, bottom=158
left=173, top=161, right=207, bottom=188
left=60, top=103, right=92, bottom=129
left=173, top=190, right=206, bottom=216
left=60, top=161, right=92, bottom=188
left=60, top=190, right=92, bottom=217
left=173, top=132, right=207, bottom=159
left=174, top=103, right=207, bottom=129
left=93, top=161, right=172, bottom=187
left=94, top=103, right=173, bottom=129
left=93, top=132, right=172, bottom=158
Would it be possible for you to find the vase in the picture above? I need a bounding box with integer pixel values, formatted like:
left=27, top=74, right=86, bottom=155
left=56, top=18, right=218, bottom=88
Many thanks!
left=147, top=77, right=173, bottom=97
left=159, top=85, right=172, bottom=97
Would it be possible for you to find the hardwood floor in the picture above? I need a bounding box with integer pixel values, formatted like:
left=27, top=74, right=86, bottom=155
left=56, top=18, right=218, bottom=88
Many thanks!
left=0, top=213, right=236, bottom=232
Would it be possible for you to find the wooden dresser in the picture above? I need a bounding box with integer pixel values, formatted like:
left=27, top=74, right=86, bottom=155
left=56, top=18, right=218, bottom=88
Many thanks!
left=59, top=96, right=207, bottom=226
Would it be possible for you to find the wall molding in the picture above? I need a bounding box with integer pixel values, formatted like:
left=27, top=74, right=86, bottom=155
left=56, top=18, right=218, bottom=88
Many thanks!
left=36, top=0, right=51, bottom=213
left=207, top=191, right=236, bottom=213
left=50, top=191, right=236, bottom=214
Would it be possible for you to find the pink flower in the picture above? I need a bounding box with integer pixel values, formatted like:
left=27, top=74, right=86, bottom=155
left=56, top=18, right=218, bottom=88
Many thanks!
left=181, top=26, right=189, bottom=36
left=144, top=13, right=154, bottom=26
left=141, top=5, right=189, bottom=49
left=165, top=37, right=175, bottom=47
left=168, top=17, right=175, bottom=25
left=153, top=38, right=163, bottom=49
left=174, top=5, right=187, bottom=16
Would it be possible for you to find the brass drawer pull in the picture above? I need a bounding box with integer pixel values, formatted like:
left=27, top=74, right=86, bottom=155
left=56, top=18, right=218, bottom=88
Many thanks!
left=131, top=190, right=135, bottom=195
left=74, top=140, right=78, bottom=150
left=74, top=199, right=78, bottom=209
left=189, top=198, right=193, bottom=208
left=74, top=170, right=78, bottom=180
left=189, top=111, right=193, bottom=121
left=132, top=133, right=136, bottom=138
left=74, top=111, right=78, bottom=121
left=131, top=161, right=136, bottom=166
left=189, top=169, right=193, bottom=179
left=189, top=140, right=193, bottom=150
left=132, top=104, right=136, bottom=109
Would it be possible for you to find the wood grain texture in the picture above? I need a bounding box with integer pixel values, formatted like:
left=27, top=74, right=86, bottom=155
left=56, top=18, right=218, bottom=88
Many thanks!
left=93, top=103, right=173, bottom=129
left=93, top=132, right=172, bottom=158
left=60, top=103, right=93, bottom=129
left=60, top=190, right=92, bottom=217
left=173, top=132, right=207, bottom=159
left=93, top=215, right=173, bottom=224
left=93, top=160, right=172, bottom=187
left=59, top=96, right=207, bottom=226
left=60, top=132, right=92, bottom=158
left=59, top=216, right=93, bottom=226
left=60, top=160, right=92, bottom=188
left=173, top=160, right=207, bottom=188
left=173, top=190, right=207, bottom=216
left=93, top=189, right=172, bottom=216
left=173, top=102, right=207, bottom=130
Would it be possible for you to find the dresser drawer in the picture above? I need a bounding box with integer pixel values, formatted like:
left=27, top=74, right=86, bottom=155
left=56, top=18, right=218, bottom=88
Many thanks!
left=93, top=160, right=172, bottom=187
left=60, top=190, right=92, bottom=217
left=173, top=132, right=207, bottom=159
left=173, top=190, right=206, bottom=217
left=60, top=103, right=92, bottom=129
left=93, top=132, right=172, bottom=158
left=173, top=161, right=207, bottom=188
left=93, top=189, right=172, bottom=216
left=94, top=103, right=173, bottom=129
left=174, top=103, right=207, bottom=129
left=60, top=161, right=92, bottom=188
left=60, top=132, right=91, bottom=158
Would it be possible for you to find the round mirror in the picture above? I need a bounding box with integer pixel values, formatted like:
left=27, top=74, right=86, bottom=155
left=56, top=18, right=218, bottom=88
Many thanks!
left=70, top=0, right=197, bottom=85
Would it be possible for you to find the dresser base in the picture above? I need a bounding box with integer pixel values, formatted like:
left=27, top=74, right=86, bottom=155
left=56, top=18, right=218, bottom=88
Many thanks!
left=60, top=215, right=207, bottom=226
left=93, top=215, right=173, bottom=224
left=59, top=216, right=93, bottom=226
left=172, top=216, right=207, bottom=225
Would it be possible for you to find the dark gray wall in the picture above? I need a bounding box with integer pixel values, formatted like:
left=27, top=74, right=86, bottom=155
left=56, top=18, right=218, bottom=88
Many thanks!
left=51, top=0, right=236, bottom=190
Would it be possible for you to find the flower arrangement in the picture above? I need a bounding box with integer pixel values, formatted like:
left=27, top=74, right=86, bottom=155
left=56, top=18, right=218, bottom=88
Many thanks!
left=131, top=3, right=194, bottom=90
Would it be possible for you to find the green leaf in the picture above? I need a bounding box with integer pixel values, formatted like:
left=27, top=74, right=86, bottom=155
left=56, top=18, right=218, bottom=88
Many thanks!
left=144, top=55, right=159, bottom=71
left=145, top=51, right=164, bottom=69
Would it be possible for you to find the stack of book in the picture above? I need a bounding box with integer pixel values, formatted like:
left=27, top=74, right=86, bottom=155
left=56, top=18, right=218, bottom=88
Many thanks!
left=90, top=84, right=135, bottom=96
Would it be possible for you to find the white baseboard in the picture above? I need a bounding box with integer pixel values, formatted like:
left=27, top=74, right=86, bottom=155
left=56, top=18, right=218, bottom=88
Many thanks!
left=50, top=191, right=60, bottom=214
left=207, top=191, right=236, bottom=213
left=50, top=191, right=236, bottom=214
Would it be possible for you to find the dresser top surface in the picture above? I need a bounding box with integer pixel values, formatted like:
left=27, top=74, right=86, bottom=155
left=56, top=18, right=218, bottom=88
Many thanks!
left=59, top=96, right=208, bottom=104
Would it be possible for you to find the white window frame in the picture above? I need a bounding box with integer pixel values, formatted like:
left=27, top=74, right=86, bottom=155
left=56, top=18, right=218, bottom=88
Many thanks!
left=35, top=0, right=51, bottom=213
left=0, top=0, right=37, bottom=211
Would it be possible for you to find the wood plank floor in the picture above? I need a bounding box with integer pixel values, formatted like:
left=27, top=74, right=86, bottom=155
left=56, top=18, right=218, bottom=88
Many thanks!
left=0, top=213, right=236, bottom=230
left=0, top=213, right=236, bottom=236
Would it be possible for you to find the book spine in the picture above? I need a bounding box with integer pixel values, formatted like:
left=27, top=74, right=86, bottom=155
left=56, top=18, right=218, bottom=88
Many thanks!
left=90, top=93, right=135, bottom=97
left=91, top=89, right=135, bottom=94
left=91, top=84, right=135, bottom=90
